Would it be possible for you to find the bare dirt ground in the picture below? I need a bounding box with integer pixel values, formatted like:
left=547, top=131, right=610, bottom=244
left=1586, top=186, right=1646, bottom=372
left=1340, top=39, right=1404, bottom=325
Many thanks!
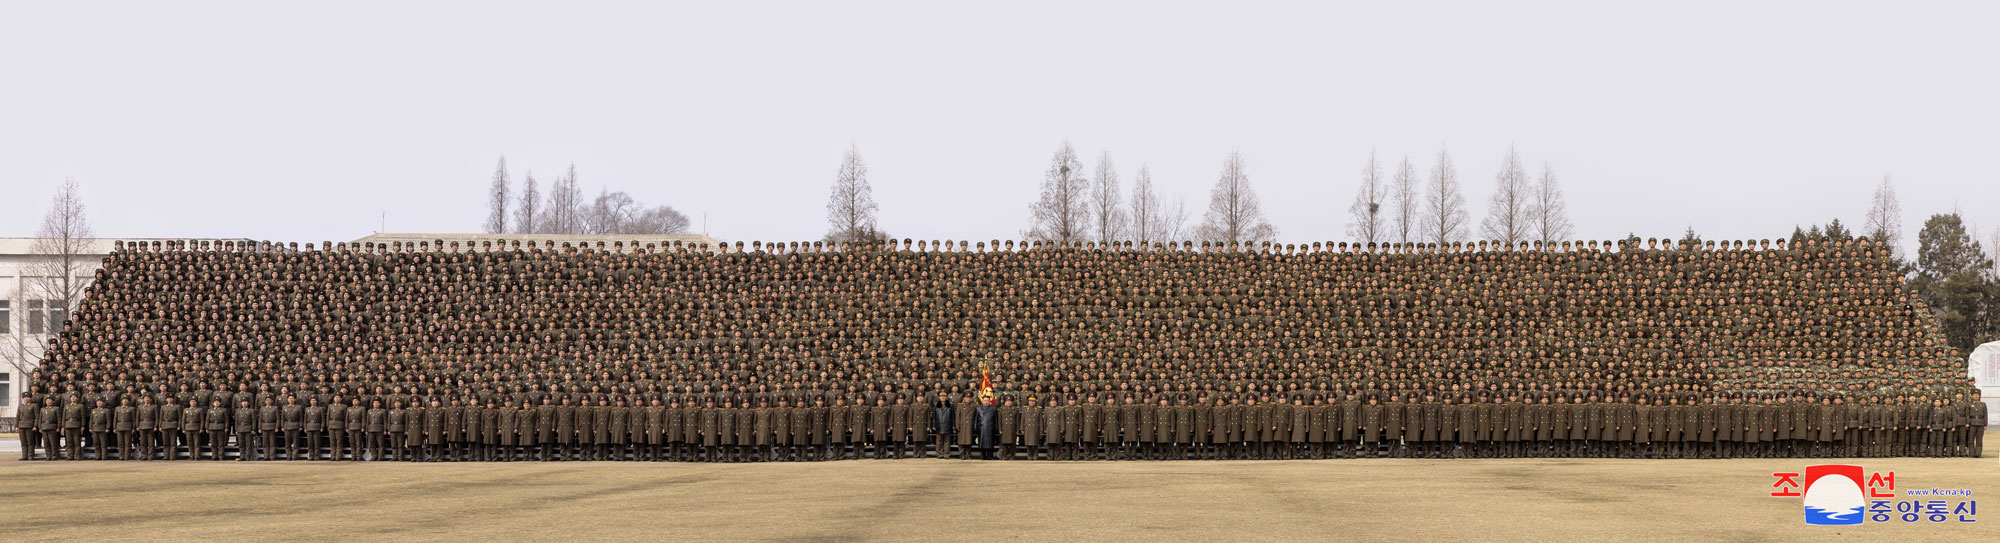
left=3, top=433, right=1995, bottom=542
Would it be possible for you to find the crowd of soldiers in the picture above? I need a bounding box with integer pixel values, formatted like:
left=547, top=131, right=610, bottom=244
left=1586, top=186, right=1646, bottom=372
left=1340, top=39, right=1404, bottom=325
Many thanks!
left=14, top=234, right=1988, bottom=461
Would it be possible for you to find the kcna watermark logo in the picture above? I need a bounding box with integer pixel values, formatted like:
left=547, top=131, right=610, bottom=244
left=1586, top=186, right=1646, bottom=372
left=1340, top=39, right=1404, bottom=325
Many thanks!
left=1769, top=465, right=1976, bottom=525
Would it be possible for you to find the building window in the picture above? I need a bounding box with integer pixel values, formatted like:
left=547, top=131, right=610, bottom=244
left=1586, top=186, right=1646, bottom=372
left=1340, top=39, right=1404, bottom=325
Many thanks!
left=25, top=300, right=42, bottom=334
left=47, top=301, right=67, bottom=334
left=0, top=300, right=10, bottom=334
left=0, top=373, right=10, bottom=406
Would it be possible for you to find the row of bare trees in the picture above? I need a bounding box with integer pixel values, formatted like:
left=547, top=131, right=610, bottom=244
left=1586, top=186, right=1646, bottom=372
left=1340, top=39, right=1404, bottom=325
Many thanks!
left=1347, top=146, right=1574, bottom=248
left=1018, top=142, right=1572, bottom=249
left=1027, top=142, right=1243, bottom=246
left=483, top=158, right=691, bottom=236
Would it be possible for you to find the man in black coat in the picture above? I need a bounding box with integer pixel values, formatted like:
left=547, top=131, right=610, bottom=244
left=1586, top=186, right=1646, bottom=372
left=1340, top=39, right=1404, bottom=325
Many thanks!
left=931, top=392, right=956, bottom=459
left=975, top=395, right=999, bottom=460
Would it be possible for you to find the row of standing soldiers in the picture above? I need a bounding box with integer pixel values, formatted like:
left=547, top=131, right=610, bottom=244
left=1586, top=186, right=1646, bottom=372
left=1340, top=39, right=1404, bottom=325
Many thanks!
left=15, top=392, right=1987, bottom=461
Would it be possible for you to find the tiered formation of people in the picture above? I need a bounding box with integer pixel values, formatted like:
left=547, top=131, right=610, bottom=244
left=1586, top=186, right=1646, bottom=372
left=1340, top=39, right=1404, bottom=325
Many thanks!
left=14, top=234, right=1986, bottom=462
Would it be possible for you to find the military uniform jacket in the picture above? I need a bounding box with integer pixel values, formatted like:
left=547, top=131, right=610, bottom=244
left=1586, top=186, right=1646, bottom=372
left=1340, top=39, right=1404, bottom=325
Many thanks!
left=1844, top=405, right=1865, bottom=438
left=113, top=405, right=136, bottom=431
left=406, top=409, right=426, bottom=446
left=1819, top=406, right=1842, bottom=442
left=1464, top=403, right=1480, bottom=441
left=1796, top=405, right=1817, bottom=441
left=237, top=406, right=261, bottom=433
left=1508, top=403, right=1528, bottom=441
left=1559, top=404, right=1578, bottom=440
left=1750, top=404, right=1771, bottom=442
left=666, top=407, right=687, bottom=444
left=1020, top=406, right=1042, bottom=446
left=754, top=408, right=775, bottom=446
left=182, top=405, right=206, bottom=431
left=1120, top=405, right=1140, bottom=442
left=1692, top=406, right=1712, bottom=442
left=870, top=406, right=893, bottom=441
left=1537, top=405, right=1555, bottom=441
left=1422, top=404, right=1442, bottom=442
left=1213, top=405, right=1234, bottom=443
left=159, top=404, right=182, bottom=431
left=1762, top=405, right=1781, bottom=441
left=909, top=404, right=931, bottom=442
left=698, top=408, right=719, bottom=446
left=1042, top=407, right=1064, bottom=444
left=792, top=408, right=813, bottom=445
left=1265, top=405, right=1285, bottom=442
left=1134, top=405, right=1155, bottom=444
left=1361, top=404, right=1382, bottom=442
left=1289, top=406, right=1310, bottom=442
left=997, top=406, right=1019, bottom=444
left=1384, top=403, right=1404, bottom=441
left=1341, top=402, right=1362, bottom=441
left=536, top=405, right=557, bottom=442
left=957, top=402, right=979, bottom=445
left=500, top=408, right=518, bottom=444
left=1310, top=405, right=1332, bottom=443
left=423, top=408, right=445, bottom=439
left=848, top=405, right=870, bottom=443
left=258, top=405, right=281, bottom=431
left=1194, top=405, right=1215, bottom=444
left=1320, top=404, right=1341, bottom=443
left=281, top=405, right=303, bottom=431
left=605, top=407, right=627, bottom=445
left=888, top=405, right=910, bottom=442
left=305, top=405, right=327, bottom=431
left=61, top=404, right=86, bottom=430
left=137, top=404, right=157, bottom=431
left=1176, top=405, right=1196, bottom=443
left=1072, top=405, right=1088, bottom=443
left=827, top=406, right=849, bottom=444
left=208, top=406, right=232, bottom=431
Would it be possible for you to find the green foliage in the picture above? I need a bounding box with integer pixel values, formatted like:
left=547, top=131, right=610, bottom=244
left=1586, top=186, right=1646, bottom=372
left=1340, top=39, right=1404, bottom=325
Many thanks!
left=1909, top=213, right=2000, bottom=354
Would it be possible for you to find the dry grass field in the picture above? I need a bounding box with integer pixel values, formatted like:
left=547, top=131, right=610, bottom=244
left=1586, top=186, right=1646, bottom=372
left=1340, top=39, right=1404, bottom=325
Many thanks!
left=3, top=432, right=1995, bottom=542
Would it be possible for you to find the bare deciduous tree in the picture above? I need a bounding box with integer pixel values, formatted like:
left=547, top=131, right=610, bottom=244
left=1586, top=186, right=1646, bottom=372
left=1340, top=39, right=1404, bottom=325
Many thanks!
left=583, top=189, right=638, bottom=234
left=8, top=178, right=95, bottom=376
left=1025, top=141, right=1092, bottom=244
left=541, top=163, right=584, bottom=234
left=1090, top=151, right=1127, bottom=244
left=1196, top=151, right=1277, bottom=247
left=514, top=169, right=541, bottom=234
left=629, top=205, right=692, bottom=235
left=1347, top=150, right=1387, bottom=245
left=1865, top=174, right=1903, bottom=259
left=1423, top=147, right=1468, bottom=246
left=1129, top=165, right=1169, bottom=245
left=824, top=144, right=882, bottom=245
left=1390, top=156, right=1420, bottom=244
left=580, top=189, right=691, bottom=235
left=484, top=157, right=510, bottom=234
left=1165, top=196, right=1193, bottom=242
left=1531, top=162, right=1574, bottom=248
left=1480, top=146, right=1531, bottom=247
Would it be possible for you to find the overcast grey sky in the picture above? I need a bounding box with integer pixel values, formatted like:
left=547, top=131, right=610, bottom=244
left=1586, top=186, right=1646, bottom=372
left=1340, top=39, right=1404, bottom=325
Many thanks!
left=4, top=1, right=1997, bottom=257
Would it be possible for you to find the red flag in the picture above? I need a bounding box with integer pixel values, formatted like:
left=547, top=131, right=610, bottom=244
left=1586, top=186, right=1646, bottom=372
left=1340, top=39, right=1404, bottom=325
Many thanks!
left=979, top=363, right=995, bottom=406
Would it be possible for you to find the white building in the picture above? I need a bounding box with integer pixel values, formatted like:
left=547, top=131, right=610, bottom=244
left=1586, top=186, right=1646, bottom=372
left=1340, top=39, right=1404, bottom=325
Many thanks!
left=1972, top=341, right=2000, bottom=425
